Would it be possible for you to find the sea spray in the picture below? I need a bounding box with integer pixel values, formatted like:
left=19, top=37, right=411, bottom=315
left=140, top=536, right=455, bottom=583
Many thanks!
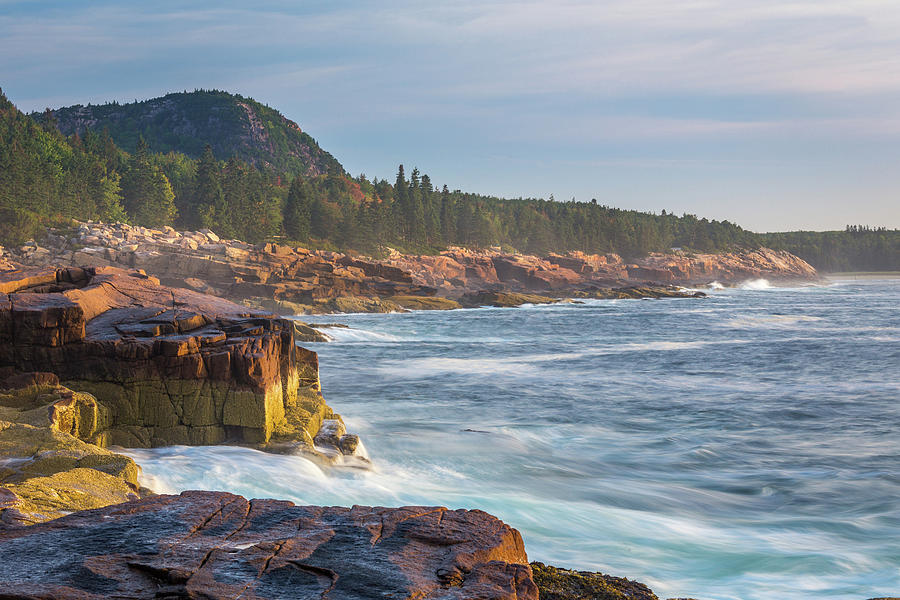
left=739, top=278, right=772, bottom=290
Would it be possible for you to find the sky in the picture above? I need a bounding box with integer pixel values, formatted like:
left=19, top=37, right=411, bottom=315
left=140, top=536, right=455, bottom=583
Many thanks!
left=2, top=0, right=899, bottom=232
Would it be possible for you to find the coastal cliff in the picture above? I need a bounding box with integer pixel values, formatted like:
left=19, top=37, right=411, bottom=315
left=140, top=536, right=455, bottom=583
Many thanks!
left=0, top=265, right=358, bottom=458
left=3, top=222, right=816, bottom=315
left=0, top=262, right=672, bottom=599
left=382, top=246, right=817, bottom=293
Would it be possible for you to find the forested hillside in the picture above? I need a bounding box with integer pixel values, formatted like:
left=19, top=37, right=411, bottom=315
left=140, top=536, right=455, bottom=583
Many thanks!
left=3, top=87, right=897, bottom=270
left=761, top=227, right=899, bottom=272
left=36, top=90, right=343, bottom=177
left=0, top=90, right=127, bottom=243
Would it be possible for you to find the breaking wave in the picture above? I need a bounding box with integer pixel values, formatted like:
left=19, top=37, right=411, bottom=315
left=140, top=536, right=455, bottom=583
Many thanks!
left=739, top=278, right=772, bottom=290
left=310, top=326, right=404, bottom=343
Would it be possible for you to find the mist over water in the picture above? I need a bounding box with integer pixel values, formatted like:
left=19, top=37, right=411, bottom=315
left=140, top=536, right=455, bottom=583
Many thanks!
left=126, top=278, right=900, bottom=600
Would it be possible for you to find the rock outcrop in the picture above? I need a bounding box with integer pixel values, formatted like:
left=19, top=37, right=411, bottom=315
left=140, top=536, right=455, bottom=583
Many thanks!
left=0, top=490, right=538, bottom=600
left=0, top=265, right=358, bottom=460
left=6, top=222, right=816, bottom=315
left=573, top=285, right=707, bottom=300
left=459, top=291, right=561, bottom=308
left=0, top=380, right=148, bottom=526
left=385, top=247, right=817, bottom=294
left=531, top=562, right=659, bottom=600
left=8, top=222, right=435, bottom=315
left=630, top=247, right=817, bottom=284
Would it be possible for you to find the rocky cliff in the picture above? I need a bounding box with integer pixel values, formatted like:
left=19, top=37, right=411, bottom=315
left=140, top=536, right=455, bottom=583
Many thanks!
left=3, top=222, right=817, bottom=315
left=0, top=265, right=359, bottom=459
left=384, top=246, right=818, bottom=294
left=6, top=222, right=435, bottom=315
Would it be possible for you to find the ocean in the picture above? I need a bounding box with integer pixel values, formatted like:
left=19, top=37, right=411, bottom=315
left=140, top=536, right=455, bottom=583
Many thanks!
left=125, top=277, right=900, bottom=600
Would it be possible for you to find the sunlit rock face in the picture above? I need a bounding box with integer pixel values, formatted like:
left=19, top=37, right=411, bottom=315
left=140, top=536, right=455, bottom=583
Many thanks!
left=0, top=266, right=348, bottom=454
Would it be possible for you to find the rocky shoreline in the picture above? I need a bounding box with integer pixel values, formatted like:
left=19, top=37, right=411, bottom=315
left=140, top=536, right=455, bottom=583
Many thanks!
left=0, top=261, right=893, bottom=599
left=0, top=221, right=817, bottom=316
left=0, top=230, right=831, bottom=599
left=0, top=264, right=669, bottom=599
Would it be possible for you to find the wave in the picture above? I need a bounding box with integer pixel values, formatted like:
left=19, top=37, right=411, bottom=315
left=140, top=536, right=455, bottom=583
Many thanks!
left=723, top=314, right=823, bottom=329
left=376, top=339, right=750, bottom=378
left=315, top=327, right=404, bottom=343
left=739, top=278, right=772, bottom=290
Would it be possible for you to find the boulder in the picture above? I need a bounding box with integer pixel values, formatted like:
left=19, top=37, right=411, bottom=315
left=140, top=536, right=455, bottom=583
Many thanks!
left=0, top=491, right=537, bottom=599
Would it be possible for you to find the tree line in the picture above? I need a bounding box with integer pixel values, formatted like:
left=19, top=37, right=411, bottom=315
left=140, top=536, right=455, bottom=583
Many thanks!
left=761, top=227, right=899, bottom=272
left=2, top=89, right=896, bottom=270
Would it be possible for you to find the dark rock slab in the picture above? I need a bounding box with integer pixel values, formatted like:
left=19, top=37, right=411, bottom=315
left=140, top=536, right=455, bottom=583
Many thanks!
left=0, top=491, right=537, bottom=600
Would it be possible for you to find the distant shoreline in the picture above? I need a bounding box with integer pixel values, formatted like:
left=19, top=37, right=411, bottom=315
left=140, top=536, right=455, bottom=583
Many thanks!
left=824, top=271, right=900, bottom=279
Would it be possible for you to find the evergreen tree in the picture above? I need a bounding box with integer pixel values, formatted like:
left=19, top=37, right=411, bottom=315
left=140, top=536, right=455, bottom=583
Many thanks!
left=121, top=138, right=177, bottom=227
left=440, top=185, right=456, bottom=243
left=193, top=145, right=224, bottom=229
left=284, top=175, right=313, bottom=240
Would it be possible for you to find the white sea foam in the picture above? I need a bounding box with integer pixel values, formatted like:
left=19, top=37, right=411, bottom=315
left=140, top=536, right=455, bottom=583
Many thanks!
left=723, top=314, right=823, bottom=329
left=374, top=339, right=752, bottom=378
left=315, top=327, right=403, bottom=343
left=739, top=278, right=772, bottom=290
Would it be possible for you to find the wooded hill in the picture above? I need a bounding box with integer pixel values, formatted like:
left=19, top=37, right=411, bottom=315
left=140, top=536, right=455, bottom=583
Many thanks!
left=36, top=90, right=343, bottom=177
left=3, top=88, right=897, bottom=271
left=761, top=227, right=899, bottom=272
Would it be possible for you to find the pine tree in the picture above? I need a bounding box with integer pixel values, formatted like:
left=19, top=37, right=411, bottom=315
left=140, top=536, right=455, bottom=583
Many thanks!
left=440, top=185, right=456, bottom=244
left=121, top=138, right=177, bottom=227
left=284, top=175, right=313, bottom=240
left=194, top=145, right=224, bottom=229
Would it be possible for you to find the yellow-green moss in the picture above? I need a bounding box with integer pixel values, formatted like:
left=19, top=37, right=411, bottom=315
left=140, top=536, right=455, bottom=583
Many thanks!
left=270, top=388, right=336, bottom=446
left=530, top=562, right=659, bottom=600
left=3, top=467, right=138, bottom=524
left=387, top=295, right=462, bottom=311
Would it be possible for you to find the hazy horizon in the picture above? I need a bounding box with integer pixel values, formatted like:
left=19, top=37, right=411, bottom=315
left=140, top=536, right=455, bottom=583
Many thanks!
left=3, top=0, right=900, bottom=232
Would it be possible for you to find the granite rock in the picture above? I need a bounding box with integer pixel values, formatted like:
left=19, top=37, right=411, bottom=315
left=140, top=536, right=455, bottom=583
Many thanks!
left=0, top=266, right=355, bottom=456
left=0, top=490, right=538, bottom=600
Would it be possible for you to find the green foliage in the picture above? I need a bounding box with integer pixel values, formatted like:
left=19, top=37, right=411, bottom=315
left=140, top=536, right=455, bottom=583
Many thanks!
left=5, top=86, right=897, bottom=270
left=191, top=145, right=225, bottom=229
left=120, top=138, right=177, bottom=227
left=0, top=207, right=43, bottom=246
left=284, top=176, right=313, bottom=241
left=306, top=165, right=762, bottom=257
left=37, top=90, right=344, bottom=177
left=761, top=226, right=900, bottom=272
left=0, top=88, right=127, bottom=230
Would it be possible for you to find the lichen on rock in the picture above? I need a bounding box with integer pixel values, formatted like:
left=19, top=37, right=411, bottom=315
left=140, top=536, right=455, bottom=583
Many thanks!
left=0, top=384, right=146, bottom=526
left=531, top=561, right=660, bottom=600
